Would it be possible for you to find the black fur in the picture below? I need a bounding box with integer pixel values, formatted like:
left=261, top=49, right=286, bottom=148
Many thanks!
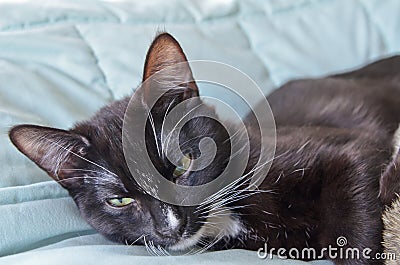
left=8, top=33, right=400, bottom=264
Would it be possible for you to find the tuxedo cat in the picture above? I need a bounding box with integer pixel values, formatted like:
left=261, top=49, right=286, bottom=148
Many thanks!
left=9, top=33, right=400, bottom=265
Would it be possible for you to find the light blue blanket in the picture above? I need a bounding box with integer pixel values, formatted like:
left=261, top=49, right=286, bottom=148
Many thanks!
left=1, top=0, right=399, bottom=264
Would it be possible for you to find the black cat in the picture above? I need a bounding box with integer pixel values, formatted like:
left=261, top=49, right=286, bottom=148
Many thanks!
left=9, top=33, right=400, bottom=265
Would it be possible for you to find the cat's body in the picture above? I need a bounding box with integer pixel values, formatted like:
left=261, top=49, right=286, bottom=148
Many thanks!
left=9, top=34, right=400, bottom=265
left=235, top=56, right=400, bottom=260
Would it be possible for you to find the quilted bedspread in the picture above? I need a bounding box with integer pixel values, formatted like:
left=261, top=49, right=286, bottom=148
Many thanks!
left=1, top=0, right=399, bottom=264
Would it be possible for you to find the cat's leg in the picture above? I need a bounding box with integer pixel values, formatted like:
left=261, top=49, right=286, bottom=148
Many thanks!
left=318, top=218, right=384, bottom=264
left=319, top=181, right=384, bottom=265
left=380, top=125, right=400, bottom=205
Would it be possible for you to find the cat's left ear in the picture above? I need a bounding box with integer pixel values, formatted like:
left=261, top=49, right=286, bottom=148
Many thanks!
left=142, top=33, right=199, bottom=106
left=9, top=124, right=90, bottom=188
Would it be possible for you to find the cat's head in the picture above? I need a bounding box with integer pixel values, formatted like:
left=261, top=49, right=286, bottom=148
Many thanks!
left=9, top=33, right=243, bottom=250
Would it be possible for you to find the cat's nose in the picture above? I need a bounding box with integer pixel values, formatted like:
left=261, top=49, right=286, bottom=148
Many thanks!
left=156, top=227, right=178, bottom=239
left=154, top=215, right=183, bottom=240
left=151, top=205, right=183, bottom=240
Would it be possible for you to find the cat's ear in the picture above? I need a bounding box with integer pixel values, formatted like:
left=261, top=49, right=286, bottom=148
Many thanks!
left=9, top=125, right=90, bottom=188
left=142, top=33, right=199, bottom=106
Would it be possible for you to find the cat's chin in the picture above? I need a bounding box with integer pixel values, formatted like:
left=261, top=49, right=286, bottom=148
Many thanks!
left=167, top=209, right=244, bottom=251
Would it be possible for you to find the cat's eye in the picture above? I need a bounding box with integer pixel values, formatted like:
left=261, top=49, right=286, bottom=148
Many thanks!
left=173, top=155, right=192, bottom=178
left=107, top=197, right=134, bottom=207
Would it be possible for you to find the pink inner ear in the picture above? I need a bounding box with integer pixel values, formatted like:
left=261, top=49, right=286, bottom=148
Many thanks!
left=142, top=33, right=192, bottom=82
left=141, top=33, right=199, bottom=107
left=9, top=124, right=89, bottom=183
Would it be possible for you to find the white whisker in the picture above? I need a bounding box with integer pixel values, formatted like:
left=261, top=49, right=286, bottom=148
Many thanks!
left=147, top=110, right=162, bottom=157
left=38, top=136, right=118, bottom=178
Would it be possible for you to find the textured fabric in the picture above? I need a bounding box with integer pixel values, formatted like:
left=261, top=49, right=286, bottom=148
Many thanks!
left=1, top=0, right=399, bottom=263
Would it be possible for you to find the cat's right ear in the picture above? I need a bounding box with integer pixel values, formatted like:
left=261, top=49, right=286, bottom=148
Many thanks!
left=9, top=124, right=90, bottom=188
left=141, top=33, right=199, bottom=109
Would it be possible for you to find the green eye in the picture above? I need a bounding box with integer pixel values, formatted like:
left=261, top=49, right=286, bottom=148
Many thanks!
left=107, top=197, right=134, bottom=207
left=173, top=155, right=192, bottom=178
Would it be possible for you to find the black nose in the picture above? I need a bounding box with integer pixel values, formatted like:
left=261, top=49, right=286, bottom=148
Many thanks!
left=156, top=227, right=176, bottom=239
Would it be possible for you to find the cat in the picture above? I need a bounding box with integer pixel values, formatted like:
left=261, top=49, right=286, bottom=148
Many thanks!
left=9, top=32, right=400, bottom=265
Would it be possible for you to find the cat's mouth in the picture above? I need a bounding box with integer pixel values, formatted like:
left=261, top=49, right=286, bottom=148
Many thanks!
left=167, top=209, right=244, bottom=251
left=167, top=225, right=208, bottom=251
